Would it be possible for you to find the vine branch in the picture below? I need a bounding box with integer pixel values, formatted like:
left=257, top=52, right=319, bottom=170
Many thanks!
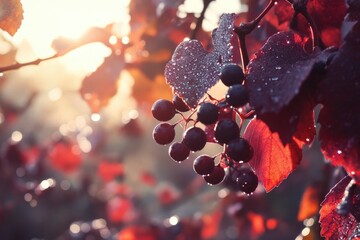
left=0, top=54, right=59, bottom=73
left=234, top=0, right=277, bottom=68
left=190, top=0, right=214, bottom=40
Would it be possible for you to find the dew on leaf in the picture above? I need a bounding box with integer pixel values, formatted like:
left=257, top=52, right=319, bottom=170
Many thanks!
left=165, top=13, right=238, bottom=108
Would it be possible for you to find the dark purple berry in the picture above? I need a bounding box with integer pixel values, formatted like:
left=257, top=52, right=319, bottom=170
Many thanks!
left=226, top=138, right=253, bottom=163
left=152, top=99, right=176, bottom=121
left=197, top=102, right=219, bottom=125
left=173, top=95, right=190, bottom=112
left=236, top=168, right=258, bottom=194
left=220, top=63, right=245, bottom=86
left=214, top=119, right=240, bottom=144
left=193, top=155, right=215, bottom=175
left=204, top=166, right=225, bottom=185
left=182, top=126, right=207, bottom=151
left=169, top=142, right=190, bottom=162
left=152, top=123, right=175, bottom=145
left=226, top=84, right=249, bottom=108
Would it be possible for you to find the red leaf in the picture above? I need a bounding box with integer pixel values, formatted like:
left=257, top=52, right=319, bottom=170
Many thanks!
left=318, top=23, right=360, bottom=182
left=243, top=119, right=302, bottom=192
left=164, top=14, right=238, bottom=108
left=319, top=176, right=359, bottom=240
left=0, top=0, right=23, bottom=36
left=80, top=53, right=124, bottom=112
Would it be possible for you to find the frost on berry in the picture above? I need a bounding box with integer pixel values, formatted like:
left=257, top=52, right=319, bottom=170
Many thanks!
left=318, top=23, right=360, bottom=183
left=243, top=119, right=303, bottom=192
left=319, top=176, right=359, bottom=240
left=164, top=13, right=238, bottom=108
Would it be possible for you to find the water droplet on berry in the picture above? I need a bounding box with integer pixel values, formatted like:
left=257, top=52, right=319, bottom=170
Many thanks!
left=275, top=66, right=282, bottom=70
left=337, top=150, right=342, bottom=154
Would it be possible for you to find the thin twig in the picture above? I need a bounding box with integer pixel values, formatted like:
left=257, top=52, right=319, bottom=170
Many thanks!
left=0, top=54, right=59, bottom=73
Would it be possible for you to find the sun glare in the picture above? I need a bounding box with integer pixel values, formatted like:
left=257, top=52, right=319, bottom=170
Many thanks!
left=14, top=0, right=130, bottom=57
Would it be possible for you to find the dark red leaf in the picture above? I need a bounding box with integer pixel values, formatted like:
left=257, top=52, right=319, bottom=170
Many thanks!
left=243, top=119, right=302, bottom=192
left=246, top=31, right=329, bottom=114
left=346, top=0, right=360, bottom=21
left=165, top=14, right=238, bottom=108
left=318, top=23, right=360, bottom=182
left=80, top=53, right=124, bottom=112
left=319, top=176, right=359, bottom=240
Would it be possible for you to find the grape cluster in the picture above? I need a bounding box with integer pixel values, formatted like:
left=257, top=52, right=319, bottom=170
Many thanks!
left=152, top=63, right=258, bottom=194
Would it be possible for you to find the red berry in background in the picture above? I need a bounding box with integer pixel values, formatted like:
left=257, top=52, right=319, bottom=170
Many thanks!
left=152, top=123, right=175, bottom=145
left=172, top=94, right=190, bottom=112
left=220, top=63, right=245, bottom=86
left=169, top=142, right=190, bottom=162
left=152, top=99, right=176, bottom=121
left=182, top=126, right=207, bottom=151
left=49, top=141, right=82, bottom=172
left=214, top=119, right=240, bottom=144
left=193, top=155, right=215, bottom=176
left=204, top=166, right=226, bottom=185
left=226, top=138, right=253, bottom=163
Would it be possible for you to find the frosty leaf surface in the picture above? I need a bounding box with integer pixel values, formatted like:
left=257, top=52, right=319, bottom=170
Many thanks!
left=165, top=14, right=237, bottom=108
left=246, top=31, right=330, bottom=114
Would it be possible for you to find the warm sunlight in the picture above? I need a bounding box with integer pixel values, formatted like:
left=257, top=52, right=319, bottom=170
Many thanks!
left=13, top=0, right=130, bottom=57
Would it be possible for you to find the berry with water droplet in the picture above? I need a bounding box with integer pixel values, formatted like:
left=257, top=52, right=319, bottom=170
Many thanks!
left=204, top=166, right=226, bottom=185
left=173, top=95, right=190, bottom=112
left=169, top=142, right=190, bottom=162
left=153, top=123, right=175, bottom=145
left=193, top=155, right=215, bottom=175
left=220, top=63, right=245, bottom=86
left=197, top=102, right=219, bottom=125
left=236, top=168, right=258, bottom=194
left=214, top=119, right=240, bottom=144
left=182, top=126, right=207, bottom=151
left=226, top=84, right=249, bottom=108
left=152, top=99, right=176, bottom=121
left=226, top=138, right=253, bottom=163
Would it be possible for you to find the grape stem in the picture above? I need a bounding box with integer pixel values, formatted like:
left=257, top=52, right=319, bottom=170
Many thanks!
left=234, top=0, right=277, bottom=68
left=287, top=0, right=323, bottom=50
